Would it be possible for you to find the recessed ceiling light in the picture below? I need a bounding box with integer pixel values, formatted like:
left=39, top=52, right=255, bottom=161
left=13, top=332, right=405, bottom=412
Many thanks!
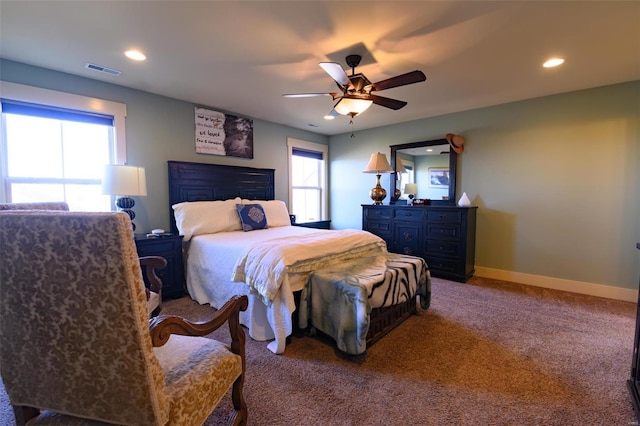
left=124, top=50, right=146, bottom=61
left=543, top=58, right=564, bottom=68
left=426, top=148, right=433, bottom=152
left=324, top=115, right=335, bottom=120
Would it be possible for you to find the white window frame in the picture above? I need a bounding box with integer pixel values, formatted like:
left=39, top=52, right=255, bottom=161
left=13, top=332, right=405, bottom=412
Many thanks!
left=0, top=81, right=127, bottom=202
left=287, top=137, right=328, bottom=221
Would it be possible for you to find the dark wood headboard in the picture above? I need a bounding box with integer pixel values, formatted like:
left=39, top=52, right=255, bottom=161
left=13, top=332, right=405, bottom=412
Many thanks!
left=168, top=161, right=275, bottom=234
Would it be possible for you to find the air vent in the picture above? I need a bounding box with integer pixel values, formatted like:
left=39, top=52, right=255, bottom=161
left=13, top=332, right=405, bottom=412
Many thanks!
left=84, top=63, right=121, bottom=76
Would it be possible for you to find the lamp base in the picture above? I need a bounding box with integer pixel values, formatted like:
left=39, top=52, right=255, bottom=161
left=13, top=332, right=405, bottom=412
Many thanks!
left=369, top=174, right=387, bottom=205
left=115, top=196, right=137, bottom=231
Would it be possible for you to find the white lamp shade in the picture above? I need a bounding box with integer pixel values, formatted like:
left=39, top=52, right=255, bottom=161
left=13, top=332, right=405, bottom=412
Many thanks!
left=334, top=97, right=373, bottom=116
left=404, top=183, right=418, bottom=195
left=101, top=165, right=147, bottom=196
left=363, top=152, right=393, bottom=174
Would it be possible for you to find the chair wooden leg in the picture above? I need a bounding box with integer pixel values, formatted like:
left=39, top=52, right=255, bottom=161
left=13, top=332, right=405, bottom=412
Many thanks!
left=13, top=405, right=40, bottom=426
left=228, top=374, right=247, bottom=426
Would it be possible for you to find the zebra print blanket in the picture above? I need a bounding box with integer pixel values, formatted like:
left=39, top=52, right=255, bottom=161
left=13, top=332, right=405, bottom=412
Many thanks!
left=299, top=253, right=431, bottom=355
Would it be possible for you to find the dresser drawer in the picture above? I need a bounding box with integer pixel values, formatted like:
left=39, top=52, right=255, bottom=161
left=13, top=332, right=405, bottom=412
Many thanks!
left=366, top=220, right=392, bottom=235
left=425, top=239, right=461, bottom=257
left=394, top=208, right=425, bottom=222
left=427, top=210, right=462, bottom=223
left=425, top=256, right=460, bottom=274
left=426, top=223, right=461, bottom=240
left=365, top=207, right=393, bottom=220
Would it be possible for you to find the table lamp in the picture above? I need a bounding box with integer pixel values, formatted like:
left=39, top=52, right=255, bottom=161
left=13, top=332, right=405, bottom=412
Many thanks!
left=404, top=183, right=418, bottom=206
left=363, top=152, right=393, bottom=205
left=101, top=164, right=147, bottom=231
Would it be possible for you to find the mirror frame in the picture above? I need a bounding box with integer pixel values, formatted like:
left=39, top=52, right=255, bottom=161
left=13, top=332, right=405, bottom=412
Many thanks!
left=389, top=138, right=458, bottom=206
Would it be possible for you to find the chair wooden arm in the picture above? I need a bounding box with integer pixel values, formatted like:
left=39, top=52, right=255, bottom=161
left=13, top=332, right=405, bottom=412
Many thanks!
left=139, top=256, right=167, bottom=295
left=149, top=295, right=248, bottom=352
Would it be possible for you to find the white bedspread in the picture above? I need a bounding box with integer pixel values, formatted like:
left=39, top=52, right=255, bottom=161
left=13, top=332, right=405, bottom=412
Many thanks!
left=185, top=226, right=387, bottom=354
left=232, top=229, right=387, bottom=303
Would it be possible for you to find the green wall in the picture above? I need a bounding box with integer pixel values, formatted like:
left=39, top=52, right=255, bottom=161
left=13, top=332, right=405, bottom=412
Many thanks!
left=329, top=81, right=640, bottom=293
left=0, top=59, right=329, bottom=232
left=2, top=59, right=638, bottom=295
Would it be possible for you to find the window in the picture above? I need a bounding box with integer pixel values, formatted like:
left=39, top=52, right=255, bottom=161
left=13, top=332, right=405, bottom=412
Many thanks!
left=0, top=82, right=127, bottom=211
left=287, top=138, right=328, bottom=223
left=398, top=160, right=415, bottom=199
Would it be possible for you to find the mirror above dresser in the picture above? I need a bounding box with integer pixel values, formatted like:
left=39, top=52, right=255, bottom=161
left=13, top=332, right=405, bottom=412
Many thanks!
left=389, top=138, right=458, bottom=206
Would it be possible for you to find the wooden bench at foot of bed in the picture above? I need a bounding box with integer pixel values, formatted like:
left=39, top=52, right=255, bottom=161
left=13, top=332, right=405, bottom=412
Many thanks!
left=299, top=253, right=431, bottom=360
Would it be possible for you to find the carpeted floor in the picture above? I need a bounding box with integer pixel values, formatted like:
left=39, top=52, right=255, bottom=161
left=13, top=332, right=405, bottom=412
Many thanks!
left=1, top=276, right=637, bottom=425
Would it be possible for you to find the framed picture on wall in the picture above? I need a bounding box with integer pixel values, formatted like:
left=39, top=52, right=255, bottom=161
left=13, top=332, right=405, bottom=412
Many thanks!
left=428, top=167, right=449, bottom=188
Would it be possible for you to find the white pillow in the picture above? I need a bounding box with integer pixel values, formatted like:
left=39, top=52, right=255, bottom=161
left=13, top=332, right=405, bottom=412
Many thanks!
left=172, top=198, right=242, bottom=240
left=241, top=199, right=291, bottom=227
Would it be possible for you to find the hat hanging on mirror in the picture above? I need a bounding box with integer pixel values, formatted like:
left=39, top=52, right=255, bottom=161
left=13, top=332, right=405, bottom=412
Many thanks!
left=446, top=133, right=465, bottom=154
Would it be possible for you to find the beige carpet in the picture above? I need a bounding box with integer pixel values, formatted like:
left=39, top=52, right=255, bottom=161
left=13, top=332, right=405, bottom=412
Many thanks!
left=1, top=277, right=637, bottom=425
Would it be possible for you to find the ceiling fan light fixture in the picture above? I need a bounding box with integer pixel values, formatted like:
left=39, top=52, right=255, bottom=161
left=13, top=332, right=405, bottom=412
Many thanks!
left=334, top=98, right=373, bottom=116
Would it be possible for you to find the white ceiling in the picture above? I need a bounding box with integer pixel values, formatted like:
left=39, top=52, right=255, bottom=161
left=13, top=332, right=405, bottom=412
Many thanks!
left=1, top=1, right=638, bottom=136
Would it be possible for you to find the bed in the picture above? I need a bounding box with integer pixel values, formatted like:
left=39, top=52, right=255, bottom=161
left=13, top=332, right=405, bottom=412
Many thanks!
left=168, top=161, right=430, bottom=355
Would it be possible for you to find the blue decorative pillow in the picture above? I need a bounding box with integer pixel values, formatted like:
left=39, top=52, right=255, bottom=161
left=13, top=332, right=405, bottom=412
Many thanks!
left=236, top=204, right=268, bottom=231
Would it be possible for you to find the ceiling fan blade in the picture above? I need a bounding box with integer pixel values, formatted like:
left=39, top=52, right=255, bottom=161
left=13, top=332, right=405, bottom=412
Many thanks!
left=282, top=92, right=338, bottom=98
left=319, top=62, right=350, bottom=88
left=370, top=94, right=408, bottom=110
left=367, top=70, right=426, bottom=92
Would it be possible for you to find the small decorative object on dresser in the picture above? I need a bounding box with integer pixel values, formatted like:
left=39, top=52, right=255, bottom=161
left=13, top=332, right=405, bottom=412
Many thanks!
left=362, top=204, right=477, bottom=282
left=134, top=233, right=185, bottom=299
left=458, top=192, right=471, bottom=207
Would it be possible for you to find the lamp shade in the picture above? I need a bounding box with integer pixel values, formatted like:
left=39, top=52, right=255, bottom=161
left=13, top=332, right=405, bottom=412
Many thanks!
left=363, top=152, right=393, bottom=174
left=101, top=165, right=147, bottom=196
left=396, top=159, right=408, bottom=174
left=404, top=183, right=418, bottom=195
left=334, top=97, right=373, bottom=116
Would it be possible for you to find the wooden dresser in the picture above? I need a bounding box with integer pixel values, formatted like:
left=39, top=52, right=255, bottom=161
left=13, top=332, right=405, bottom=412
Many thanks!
left=362, top=205, right=477, bottom=282
left=627, top=243, right=640, bottom=420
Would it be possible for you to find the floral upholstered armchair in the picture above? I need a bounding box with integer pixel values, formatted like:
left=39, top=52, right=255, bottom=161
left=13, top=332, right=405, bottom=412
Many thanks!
left=0, top=201, right=164, bottom=317
left=0, top=211, right=248, bottom=425
left=0, top=201, right=71, bottom=211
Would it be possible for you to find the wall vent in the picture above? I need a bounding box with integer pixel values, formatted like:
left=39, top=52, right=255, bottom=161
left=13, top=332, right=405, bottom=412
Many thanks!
left=84, top=63, right=121, bottom=76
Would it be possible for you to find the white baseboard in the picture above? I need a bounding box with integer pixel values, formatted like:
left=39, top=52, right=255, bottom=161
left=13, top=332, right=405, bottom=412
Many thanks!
left=474, top=266, right=638, bottom=303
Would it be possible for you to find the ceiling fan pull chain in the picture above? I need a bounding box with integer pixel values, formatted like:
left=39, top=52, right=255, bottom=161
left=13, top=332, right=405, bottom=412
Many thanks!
left=349, top=114, right=355, bottom=137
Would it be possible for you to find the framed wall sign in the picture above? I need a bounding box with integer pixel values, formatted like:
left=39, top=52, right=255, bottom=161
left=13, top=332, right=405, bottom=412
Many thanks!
left=195, top=107, right=254, bottom=159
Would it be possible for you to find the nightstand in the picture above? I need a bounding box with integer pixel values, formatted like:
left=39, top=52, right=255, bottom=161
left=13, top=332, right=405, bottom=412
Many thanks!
left=292, top=220, right=331, bottom=230
left=134, top=234, right=185, bottom=300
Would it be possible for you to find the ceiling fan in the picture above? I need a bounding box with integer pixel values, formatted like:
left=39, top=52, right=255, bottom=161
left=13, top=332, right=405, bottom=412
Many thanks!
left=283, top=54, right=427, bottom=118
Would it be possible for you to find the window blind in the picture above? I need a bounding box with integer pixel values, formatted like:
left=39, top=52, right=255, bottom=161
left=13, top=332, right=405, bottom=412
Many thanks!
left=292, top=147, right=323, bottom=160
left=1, top=99, right=114, bottom=126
